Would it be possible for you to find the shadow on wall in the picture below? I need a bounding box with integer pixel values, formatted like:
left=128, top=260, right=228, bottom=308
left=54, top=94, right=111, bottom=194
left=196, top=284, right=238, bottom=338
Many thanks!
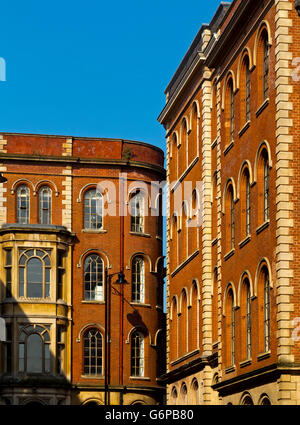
left=0, top=278, right=80, bottom=406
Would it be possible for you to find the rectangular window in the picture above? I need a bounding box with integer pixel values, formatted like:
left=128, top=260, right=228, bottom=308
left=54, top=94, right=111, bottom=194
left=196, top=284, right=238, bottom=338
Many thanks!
left=5, top=249, right=12, bottom=298
left=57, top=250, right=65, bottom=300
left=5, top=323, right=12, bottom=373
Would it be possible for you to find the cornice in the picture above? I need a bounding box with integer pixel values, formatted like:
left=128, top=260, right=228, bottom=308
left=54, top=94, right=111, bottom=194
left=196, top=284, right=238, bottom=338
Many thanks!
left=0, top=153, right=166, bottom=178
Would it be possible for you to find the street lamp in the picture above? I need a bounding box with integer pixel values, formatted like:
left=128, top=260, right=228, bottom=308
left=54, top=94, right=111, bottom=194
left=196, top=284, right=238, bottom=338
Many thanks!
left=104, top=268, right=128, bottom=406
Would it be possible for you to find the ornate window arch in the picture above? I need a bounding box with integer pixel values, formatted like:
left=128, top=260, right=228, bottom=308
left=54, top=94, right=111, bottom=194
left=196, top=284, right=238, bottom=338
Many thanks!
left=130, top=189, right=145, bottom=233
left=19, top=248, right=51, bottom=298
left=131, top=330, right=144, bottom=377
left=18, top=324, right=50, bottom=373
left=38, top=186, right=52, bottom=225
left=83, top=254, right=104, bottom=301
left=83, top=328, right=103, bottom=376
left=17, top=185, right=30, bottom=224
left=132, top=256, right=145, bottom=303
left=84, top=188, right=103, bottom=230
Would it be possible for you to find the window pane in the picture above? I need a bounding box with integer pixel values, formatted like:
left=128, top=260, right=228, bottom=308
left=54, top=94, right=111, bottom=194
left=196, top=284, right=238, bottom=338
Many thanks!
left=27, top=258, right=43, bottom=298
left=27, top=334, right=43, bottom=373
left=19, top=344, right=24, bottom=372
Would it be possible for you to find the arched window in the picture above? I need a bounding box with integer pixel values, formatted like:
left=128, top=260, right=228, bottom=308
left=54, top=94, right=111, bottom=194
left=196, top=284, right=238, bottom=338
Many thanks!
left=212, top=269, right=218, bottom=344
left=241, top=277, right=251, bottom=360
left=181, top=383, right=188, bottom=404
left=18, top=324, right=50, bottom=373
left=225, top=287, right=235, bottom=367
left=131, top=331, right=144, bottom=377
left=189, top=281, right=199, bottom=351
left=257, top=264, right=271, bottom=353
left=263, top=154, right=269, bottom=222
left=171, top=387, right=178, bottom=405
left=17, top=185, right=30, bottom=224
left=171, top=214, right=178, bottom=269
left=84, top=188, right=103, bottom=230
left=191, top=379, right=200, bottom=405
left=179, top=119, right=188, bottom=176
left=170, top=297, right=178, bottom=361
left=132, top=256, right=145, bottom=303
left=19, top=249, right=51, bottom=298
left=257, top=28, right=269, bottom=104
left=257, top=148, right=270, bottom=225
left=241, top=394, right=254, bottom=405
left=263, top=268, right=270, bottom=352
left=84, top=255, right=104, bottom=301
left=39, top=186, right=52, bottom=225
left=240, top=55, right=251, bottom=124
left=83, top=328, right=103, bottom=376
left=225, top=183, right=235, bottom=252
left=225, top=78, right=235, bottom=146
left=170, top=133, right=178, bottom=181
left=189, top=103, right=198, bottom=162
left=240, top=168, right=251, bottom=238
left=130, top=190, right=145, bottom=233
left=179, top=290, right=188, bottom=357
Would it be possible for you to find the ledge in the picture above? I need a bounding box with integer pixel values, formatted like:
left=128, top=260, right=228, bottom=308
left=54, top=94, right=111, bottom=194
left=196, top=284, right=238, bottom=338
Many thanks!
left=170, top=349, right=200, bottom=366
left=238, top=120, right=251, bottom=138
left=239, top=359, right=252, bottom=368
left=212, top=237, right=218, bottom=246
left=225, top=365, right=236, bottom=374
left=130, top=302, right=151, bottom=308
left=0, top=223, right=75, bottom=237
left=256, top=220, right=270, bottom=235
left=171, top=250, right=199, bottom=277
left=129, top=376, right=151, bottom=381
left=81, top=375, right=104, bottom=380
left=238, top=235, right=251, bottom=249
left=224, top=248, right=235, bottom=261
left=211, top=138, right=218, bottom=149
left=257, top=351, right=271, bottom=361
left=212, top=341, right=219, bottom=349
left=81, top=300, right=105, bottom=305
left=171, top=156, right=199, bottom=193
left=130, top=231, right=151, bottom=238
left=256, top=98, right=269, bottom=118
left=223, top=141, right=234, bottom=156
left=81, top=229, right=107, bottom=234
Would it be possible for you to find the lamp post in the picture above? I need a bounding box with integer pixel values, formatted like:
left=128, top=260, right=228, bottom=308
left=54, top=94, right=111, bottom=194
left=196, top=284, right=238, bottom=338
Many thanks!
left=104, top=268, right=127, bottom=406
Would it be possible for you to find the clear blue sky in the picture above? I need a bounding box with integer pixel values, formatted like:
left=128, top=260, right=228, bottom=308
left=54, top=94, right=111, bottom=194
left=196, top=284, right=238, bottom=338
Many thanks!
left=0, top=0, right=223, bottom=153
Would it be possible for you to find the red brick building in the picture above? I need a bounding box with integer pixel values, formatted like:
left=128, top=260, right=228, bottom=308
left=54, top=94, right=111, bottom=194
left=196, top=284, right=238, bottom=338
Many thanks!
left=0, top=132, right=165, bottom=405
left=159, top=0, right=300, bottom=405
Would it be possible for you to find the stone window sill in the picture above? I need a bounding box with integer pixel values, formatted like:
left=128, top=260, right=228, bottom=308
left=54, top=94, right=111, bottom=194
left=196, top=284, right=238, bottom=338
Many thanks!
left=256, top=220, right=270, bottom=235
left=224, top=248, right=235, bottom=261
left=82, top=229, right=107, bottom=234
left=81, top=300, right=105, bottom=305
left=129, top=376, right=151, bottom=381
left=239, top=359, right=252, bottom=368
left=130, top=302, right=151, bottom=308
left=256, top=98, right=269, bottom=118
left=81, top=375, right=104, bottom=379
left=130, top=231, right=151, bottom=238
left=257, top=351, right=271, bottom=361
left=212, top=237, right=218, bottom=246
left=238, top=235, right=251, bottom=249
left=211, top=138, right=218, bottom=149
left=238, top=120, right=251, bottom=138
left=225, top=365, right=236, bottom=374
left=223, top=141, right=234, bottom=156
left=170, top=349, right=200, bottom=366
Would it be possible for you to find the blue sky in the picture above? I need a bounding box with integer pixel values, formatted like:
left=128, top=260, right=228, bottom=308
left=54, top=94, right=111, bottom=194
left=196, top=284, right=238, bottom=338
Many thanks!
left=0, top=0, right=223, bottom=153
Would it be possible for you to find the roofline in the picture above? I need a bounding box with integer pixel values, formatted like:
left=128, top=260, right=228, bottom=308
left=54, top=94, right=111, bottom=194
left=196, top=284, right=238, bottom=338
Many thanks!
left=0, top=131, right=165, bottom=156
